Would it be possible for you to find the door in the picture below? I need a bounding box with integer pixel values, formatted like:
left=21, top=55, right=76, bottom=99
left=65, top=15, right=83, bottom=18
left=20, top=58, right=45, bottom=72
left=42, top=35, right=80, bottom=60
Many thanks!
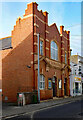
left=64, top=83, right=66, bottom=95
left=52, top=77, right=57, bottom=97
left=64, top=78, right=67, bottom=96
left=53, top=83, right=56, bottom=97
left=75, top=82, right=78, bottom=93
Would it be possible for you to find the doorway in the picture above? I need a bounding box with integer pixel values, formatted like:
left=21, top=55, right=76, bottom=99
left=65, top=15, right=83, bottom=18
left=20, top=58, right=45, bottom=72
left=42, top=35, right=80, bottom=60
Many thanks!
left=64, top=78, right=67, bottom=96
left=82, top=83, right=83, bottom=94
left=53, top=83, right=55, bottom=97
left=52, top=77, right=57, bottom=97
left=75, top=82, right=78, bottom=93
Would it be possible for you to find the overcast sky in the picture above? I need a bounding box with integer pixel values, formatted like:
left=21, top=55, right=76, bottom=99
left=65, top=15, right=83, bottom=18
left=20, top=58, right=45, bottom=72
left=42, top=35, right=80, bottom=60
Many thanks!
left=0, top=1, right=81, bottom=56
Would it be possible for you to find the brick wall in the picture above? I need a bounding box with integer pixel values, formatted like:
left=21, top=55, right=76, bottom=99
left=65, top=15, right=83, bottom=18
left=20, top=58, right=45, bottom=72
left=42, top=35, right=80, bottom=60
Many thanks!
left=2, top=3, right=34, bottom=102
left=2, top=2, right=70, bottom=102
left=33, top=2, right=70, bottom=98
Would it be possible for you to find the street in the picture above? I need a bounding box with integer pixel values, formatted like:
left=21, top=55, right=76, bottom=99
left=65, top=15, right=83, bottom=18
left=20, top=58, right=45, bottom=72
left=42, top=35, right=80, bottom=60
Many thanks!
left=5, top=99, right=83, bottom=120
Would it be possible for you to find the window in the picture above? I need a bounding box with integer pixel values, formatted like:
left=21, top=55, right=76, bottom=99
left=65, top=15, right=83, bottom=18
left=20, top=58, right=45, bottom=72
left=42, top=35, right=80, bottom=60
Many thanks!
left=65, top=53, right=67, bottom=64
left=74, top=64, right=77, bottom=66
left=79, top=66, right=81, bottom=69
left=81, top=73, right=83, bottom=77
left=79, top=72, right=81, bottom=75
left=51, top=41, right=58, bottom=60
left=40, top=41, right=43, bottom=55
left=75, top=70, right=76, bottom=75
left=59, top=79, right=62, bottom=89
left=40, top=75, right=45, bottom=89
left=79, top=66, right=81, bottom=71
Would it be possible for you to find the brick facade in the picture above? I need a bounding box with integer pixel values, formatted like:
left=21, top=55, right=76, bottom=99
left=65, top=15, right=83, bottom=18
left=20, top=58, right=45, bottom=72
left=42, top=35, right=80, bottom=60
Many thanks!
left=2, top=2, right=70, bottom=103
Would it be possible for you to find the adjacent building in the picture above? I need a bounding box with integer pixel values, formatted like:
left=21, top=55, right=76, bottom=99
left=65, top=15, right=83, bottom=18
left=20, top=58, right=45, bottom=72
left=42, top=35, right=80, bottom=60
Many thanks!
left=0, top=82, right=1, bottom=102
left=70, top=55, right=83, bottom=96
left=0, top=42, right=2, bottom=101
left=1, top=2, right=71, bottom=103
left=0, top=36, right=12, bottom=101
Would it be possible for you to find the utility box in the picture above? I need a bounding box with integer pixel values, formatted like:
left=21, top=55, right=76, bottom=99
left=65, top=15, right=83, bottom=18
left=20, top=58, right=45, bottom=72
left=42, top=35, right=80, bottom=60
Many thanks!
left=17, top=91, right=38, bottom=105
left=32, top=94, right=37, bottom=104
left=17, top=93, right=25, bottom=106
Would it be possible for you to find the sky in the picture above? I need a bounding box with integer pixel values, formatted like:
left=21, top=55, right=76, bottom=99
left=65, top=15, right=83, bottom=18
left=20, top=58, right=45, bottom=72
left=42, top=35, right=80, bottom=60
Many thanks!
left=0, top=1, right=81, bottom=56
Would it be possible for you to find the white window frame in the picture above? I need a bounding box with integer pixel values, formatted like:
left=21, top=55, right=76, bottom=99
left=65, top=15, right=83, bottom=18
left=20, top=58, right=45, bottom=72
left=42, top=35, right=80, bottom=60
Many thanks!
left=51, top=41, right=58, bottom=60
left=40, top=74, right=45, bottom=90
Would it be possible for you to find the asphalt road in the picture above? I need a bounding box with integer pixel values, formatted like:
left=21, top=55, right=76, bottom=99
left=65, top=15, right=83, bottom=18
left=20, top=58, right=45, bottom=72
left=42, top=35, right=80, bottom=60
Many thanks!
left=5, top=100, right=83, bottom=120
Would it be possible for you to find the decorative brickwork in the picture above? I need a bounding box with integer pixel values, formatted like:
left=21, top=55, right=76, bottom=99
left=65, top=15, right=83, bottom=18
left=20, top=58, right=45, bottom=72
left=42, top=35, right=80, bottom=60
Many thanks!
left=2, top=2, right=70, bottom=102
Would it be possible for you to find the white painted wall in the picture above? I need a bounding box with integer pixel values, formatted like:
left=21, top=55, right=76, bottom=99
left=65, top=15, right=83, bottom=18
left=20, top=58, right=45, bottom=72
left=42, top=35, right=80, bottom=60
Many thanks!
left=70, top=55, right=83, bottom=96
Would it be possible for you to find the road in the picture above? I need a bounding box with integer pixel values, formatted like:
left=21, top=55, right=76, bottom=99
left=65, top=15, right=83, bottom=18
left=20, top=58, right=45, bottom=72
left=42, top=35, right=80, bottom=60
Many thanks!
left=5, top=99, right=83, bottom=120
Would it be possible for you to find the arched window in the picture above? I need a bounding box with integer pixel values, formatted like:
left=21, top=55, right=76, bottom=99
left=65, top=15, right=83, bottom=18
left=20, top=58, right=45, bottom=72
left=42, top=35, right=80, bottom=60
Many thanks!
left=51, top=41, right=58, bottom=60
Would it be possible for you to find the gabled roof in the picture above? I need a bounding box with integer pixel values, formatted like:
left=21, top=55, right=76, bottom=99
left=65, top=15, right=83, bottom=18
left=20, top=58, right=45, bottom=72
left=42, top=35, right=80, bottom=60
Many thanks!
left=49, top=23, right=60, bottom=35
left=0, top=36, right=12, bottom=50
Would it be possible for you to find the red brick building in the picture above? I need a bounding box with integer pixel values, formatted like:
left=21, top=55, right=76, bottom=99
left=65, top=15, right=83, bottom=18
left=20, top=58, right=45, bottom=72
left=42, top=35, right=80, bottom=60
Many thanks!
left=0, top=48, right=2, bottom=101
left=0, top=80, right=2, bottom=101
left=2, top=2, right=70, bottom=103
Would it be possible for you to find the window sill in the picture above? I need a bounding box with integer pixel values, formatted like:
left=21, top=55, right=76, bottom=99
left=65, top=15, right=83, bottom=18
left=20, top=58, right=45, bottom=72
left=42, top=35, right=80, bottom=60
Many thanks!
left=50, top=58, right=59, bottom=62
left=40, top=89, right=45, bottom=90
left=48, top=88, right=52, bottom=90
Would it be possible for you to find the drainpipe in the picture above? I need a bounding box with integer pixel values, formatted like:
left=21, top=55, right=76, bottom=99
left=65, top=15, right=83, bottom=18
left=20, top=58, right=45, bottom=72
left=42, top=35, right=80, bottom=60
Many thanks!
left=37, top=33, right=40, bottom=103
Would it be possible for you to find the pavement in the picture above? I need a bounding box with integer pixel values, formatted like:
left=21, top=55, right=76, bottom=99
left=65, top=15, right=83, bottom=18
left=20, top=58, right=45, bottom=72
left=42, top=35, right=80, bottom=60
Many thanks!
left=1, top=95, right=83, bottom=120
left=0, top=102, right=2, bottom=119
